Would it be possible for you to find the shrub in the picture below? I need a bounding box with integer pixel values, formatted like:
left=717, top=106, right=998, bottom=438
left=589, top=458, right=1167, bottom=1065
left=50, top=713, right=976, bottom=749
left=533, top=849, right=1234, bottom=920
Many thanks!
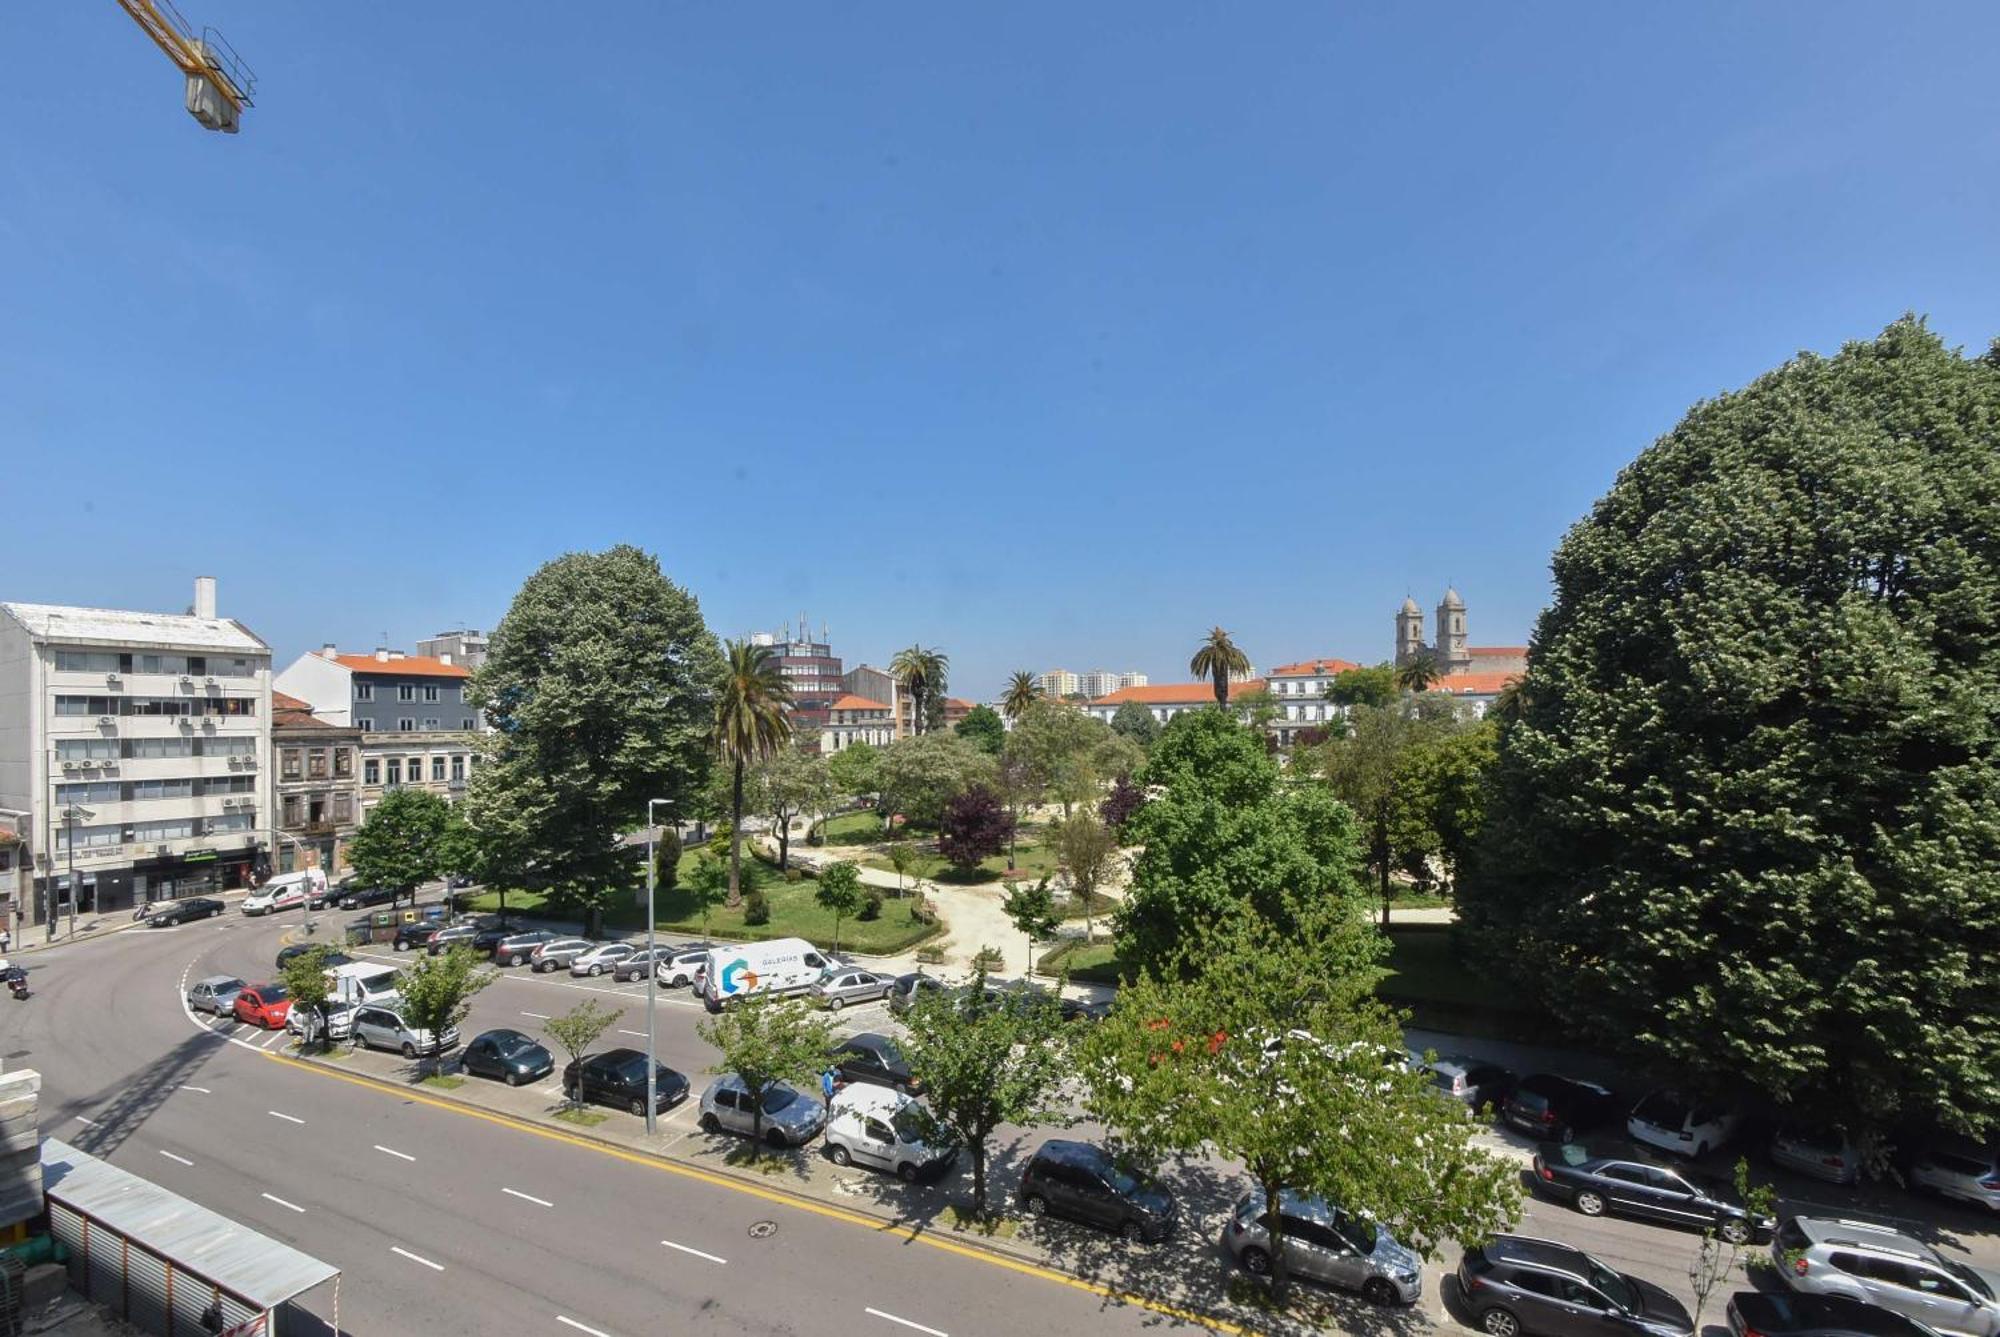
left=707, top=828, right=733, bottom=861
left=908, top=894, right=938, bottom=925
left=743, top=889, right=771, bottom=926
left=859, top=888, right=884, bottom=921
left=915, top=944, right=946, bottom=965
left=654, top=827, right=683, bottom=891
left=970, top=945, right=1005, bottom=972
left=784, top=867, right=802, bottom=884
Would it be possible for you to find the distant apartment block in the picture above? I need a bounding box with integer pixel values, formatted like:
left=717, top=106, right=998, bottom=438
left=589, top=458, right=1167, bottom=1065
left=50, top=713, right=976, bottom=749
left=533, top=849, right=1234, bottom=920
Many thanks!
left=274, top=646, right=480, bottom=821
left=415, top=628, right=491, bottom=673
left=750, top=617, right=844, bottom=737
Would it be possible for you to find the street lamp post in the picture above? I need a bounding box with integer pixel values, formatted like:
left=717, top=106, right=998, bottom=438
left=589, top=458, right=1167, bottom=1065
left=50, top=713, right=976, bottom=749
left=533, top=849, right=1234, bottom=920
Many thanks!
left=644, top=797, right=672, bottom=1135
left=60, top=804, right=93, bottom=941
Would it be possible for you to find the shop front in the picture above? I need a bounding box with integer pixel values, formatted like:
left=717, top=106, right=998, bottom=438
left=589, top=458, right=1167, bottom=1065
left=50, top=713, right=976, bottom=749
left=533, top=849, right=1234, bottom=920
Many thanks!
left=129, top=846, right=259, bottom=907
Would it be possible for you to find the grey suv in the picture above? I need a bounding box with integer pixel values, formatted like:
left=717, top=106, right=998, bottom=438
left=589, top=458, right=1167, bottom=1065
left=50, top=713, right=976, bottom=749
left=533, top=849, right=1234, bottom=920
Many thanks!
left=1774, top=1216, right=2000, bottom=1337
left=1221, top=1189, right=1421, bottom=1305
left=1457, top=1234, right=1693, bottom=1337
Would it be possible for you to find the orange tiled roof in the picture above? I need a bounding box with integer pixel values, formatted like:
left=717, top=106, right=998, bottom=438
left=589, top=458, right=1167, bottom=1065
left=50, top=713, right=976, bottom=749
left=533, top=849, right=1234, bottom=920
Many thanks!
left=1268, top=657, right=1362, bottom=677
left=273, top=691, right=312, bottom=712
left=1089, top=680, right=1266, bottom=706
left=830, top=694, right=891, bottom=713
left=1428, top=671, right=1519, bottom=696
left=332, top=653, right=471, bottom=679
left=945, top=697, right=974, bottom=710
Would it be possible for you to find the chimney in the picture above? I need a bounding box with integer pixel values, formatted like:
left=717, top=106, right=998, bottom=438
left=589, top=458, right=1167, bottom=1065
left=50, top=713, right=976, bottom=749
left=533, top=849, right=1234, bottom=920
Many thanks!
left=374, top=648, right=390, bottom=663
left=193, top=576, right=217, bottom=620
left=320, top=643, right=337, bottom=658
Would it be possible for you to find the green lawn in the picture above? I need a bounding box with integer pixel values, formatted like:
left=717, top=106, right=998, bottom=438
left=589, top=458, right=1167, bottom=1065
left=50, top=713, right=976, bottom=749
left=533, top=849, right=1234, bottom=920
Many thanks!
left=818, top=811, right=889, bottom=845
left=1036, top=940, right=1125, bottom=985
left=1374, top=927, right=1496, bottom=1009
left=864, top=837, right=1064, bottom=887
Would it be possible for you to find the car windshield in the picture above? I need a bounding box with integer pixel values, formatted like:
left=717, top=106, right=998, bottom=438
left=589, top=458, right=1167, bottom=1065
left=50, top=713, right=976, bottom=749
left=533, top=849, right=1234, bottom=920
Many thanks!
left=260, top=986, right=289, bottom=1002
left=1634, top=1092, right=1689, bottom=1126
left=1942, top=1258, right=1993, bottom=1299
left=1103, top=1159, right=1153, bottom=1197
left=218, top=978, right=244, bottom=991
left=1588, top=1260, right=1638, bottom=1311
left=762, top=1088, right=797, bottom=1114
left=891, top=1108, right=931, bottom=1143
left=1512, top=1088, right=1551, bottom=1112
left=1334, top=1211, right=1379, bottom=1253
left=873, top=1038, right=904, bottom=1066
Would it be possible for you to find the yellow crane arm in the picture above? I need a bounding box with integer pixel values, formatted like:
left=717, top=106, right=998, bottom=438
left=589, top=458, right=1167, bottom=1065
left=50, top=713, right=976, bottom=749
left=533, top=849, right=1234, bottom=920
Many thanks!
left=113, top=0, right=252, bottom=121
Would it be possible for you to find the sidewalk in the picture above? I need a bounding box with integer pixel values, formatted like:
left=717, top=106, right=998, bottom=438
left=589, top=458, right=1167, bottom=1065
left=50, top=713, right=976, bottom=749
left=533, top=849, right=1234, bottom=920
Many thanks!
left=7, top=887, right=255, bottom=958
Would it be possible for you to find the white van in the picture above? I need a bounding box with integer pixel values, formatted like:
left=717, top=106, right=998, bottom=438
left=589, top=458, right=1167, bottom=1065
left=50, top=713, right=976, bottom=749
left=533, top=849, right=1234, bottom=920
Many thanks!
left=327, top=961, right=402, bottom=1007
left=700, top=938, right=832, bottom=1011
left=824, top=1084, right=956, bottom=1183
left=241, top=868, right=326, bottom=916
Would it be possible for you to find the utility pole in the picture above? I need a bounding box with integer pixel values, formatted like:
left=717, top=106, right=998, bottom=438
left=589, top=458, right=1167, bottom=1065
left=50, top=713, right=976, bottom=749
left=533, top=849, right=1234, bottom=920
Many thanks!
left=644, top=797, right=672, bottom=1135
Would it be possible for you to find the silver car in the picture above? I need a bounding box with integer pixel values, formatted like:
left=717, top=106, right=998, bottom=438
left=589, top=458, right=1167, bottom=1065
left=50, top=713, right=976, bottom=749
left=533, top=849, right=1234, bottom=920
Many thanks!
left=1774, top=1215, right=2000, bottom=1336
left=570, top=943, right=637, bottom=977
left=811, top=968, right=892, bottom=1011
left=697, top=1075, right=826, bottom=1148
left=351, top=1003, right=461, bottom=1059
left=1221, top=1189, right=1422, bottom=1306
left=187, top=975, right=245, bottom=1017
left=612, top=945, right=678, bottom=982
left=530, top=937, right=594, bottom=973
left=1769, top=1123, right=1860, bottom=1186
left=1912, top=1145, right=2000, bottom=1211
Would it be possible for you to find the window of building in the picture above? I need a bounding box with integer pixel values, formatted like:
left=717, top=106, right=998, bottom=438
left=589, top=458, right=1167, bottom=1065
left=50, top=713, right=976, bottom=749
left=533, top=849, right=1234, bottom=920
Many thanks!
left=123, top=737, right=190, bottom=760
left=125, top=697, right=193, bottom=717
left=333, top=748, right=353, bottom=778
left=54, top=696, right=120, bottom=717
left=450, top=755, right=465, bottom=782
left=282, top=795, right=302, bottom=827
left=131, top=818, right=195, bottom=843
left=357, top=718, right=375, bottom=732
left=57, top=822, right=124, bottom=850
left=210, top=657, right=255, bottom=678
left=423, top=685, right=440, bottom=702
left=199, top=737, right=255, bottom=757
left=408, top=757, right=423, bottom=784
left=385, top=759, right=402, bottom=786
left=397, top=718, right=416, bottom=732
left=422, top=718, right=439, bottom=730
left=462, top=717, right=475, bottom=730
left=209, top=697, right=255, bottom=717
left=53, top=650, right=121, bottom=674
left=135, top=653, right=191, bottom=675
left=307, top=749, right=327, bottom=779
left=355, top=683, right=374, bottom=702
left=56, top=782, right=121, bottom=805
left=398, top=684, right=416, bottom=702
left=207, top=812, right=252, bottom=834
left=332, top=794, right=353, bottom=824
left=56, top=738, right=119, bottom=761
left=364, top=759, right=380, bottom=786
left=131, top=778, right=195, bottom=801
left=282, top=749, right=302, bottom=779
left=431, top=756, right=446, bottom=782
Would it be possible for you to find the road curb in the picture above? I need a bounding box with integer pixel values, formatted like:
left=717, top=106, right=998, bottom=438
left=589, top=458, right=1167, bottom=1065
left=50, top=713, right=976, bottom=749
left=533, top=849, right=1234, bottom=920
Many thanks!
left=11, top=888, right=253, bottom=957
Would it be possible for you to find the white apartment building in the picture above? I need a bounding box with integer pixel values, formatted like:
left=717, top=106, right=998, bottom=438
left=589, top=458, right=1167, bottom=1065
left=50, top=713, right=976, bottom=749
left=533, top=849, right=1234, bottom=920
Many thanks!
left=274, top=646, right=480, bottom=819
left=0, top=578, right=273, bottom=928
left=1265, top=656, right=1362, bottom=746
left=1037, top=668, right=1082, bottom=698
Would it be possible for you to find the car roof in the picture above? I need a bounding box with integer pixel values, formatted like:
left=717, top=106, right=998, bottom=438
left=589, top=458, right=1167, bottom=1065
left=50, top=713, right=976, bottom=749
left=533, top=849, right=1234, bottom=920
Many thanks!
left=1033, top=1139, right=1109, bottom=1169
left=832, top=1083, right=908, bottom=1115
left=196, top=974, right=242, bottom=988
left=1790, top=1216, right=1934, bottom=1258
left=1483, top=1235, right=1593, bottom=1271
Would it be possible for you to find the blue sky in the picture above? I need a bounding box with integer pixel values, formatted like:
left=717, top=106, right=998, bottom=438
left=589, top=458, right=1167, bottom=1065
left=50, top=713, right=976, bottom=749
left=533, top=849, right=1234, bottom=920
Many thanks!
left=6, top=4, right=1998, bottom=698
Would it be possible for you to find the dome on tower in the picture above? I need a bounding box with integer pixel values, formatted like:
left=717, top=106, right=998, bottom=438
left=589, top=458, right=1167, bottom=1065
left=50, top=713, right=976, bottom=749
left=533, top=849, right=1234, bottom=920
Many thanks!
left=1400, top=596, right=1420, bottom=614
left=1440, top=587, right=1464, bottom=608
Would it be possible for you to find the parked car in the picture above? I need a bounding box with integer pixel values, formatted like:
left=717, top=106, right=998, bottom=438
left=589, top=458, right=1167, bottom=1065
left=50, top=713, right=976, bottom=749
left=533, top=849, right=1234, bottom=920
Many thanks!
left=275, top=944, right=353, bottom=970
left=697, top=1075, right=826, bottom=1148
left=286, top=1000, right=358, bottom=1044
left=1532, top=1144, right=1773, bottom=1242
left=306, top=880, right=341, bottom=910
left=392, top=921, right=442, bottom=952
left=460, top=1029, right=555, bottom=1086
left=1060, top=996, right=1113, bottom=1024
left=1502, top=1074, right=1621, bottom=1144
left=1458, top=1235, right=1694, bottom=1337
left=1627, top=1090, right=1741, bottom=1158
left=830, top=1033, right=922, bottom=1095
left=810, top=968, right=894, bottom=1011
left=886, top=971, right=947, bottom=1017
left=424, top=923, right=481, bottom=955
left=186, top=975, right=245, bottom=1017
left=1017, top=1139, right=1178, bottom=1244
left=1728, top=1289, right=1944, bottom=1337
left=1417, top=1054, right=1517, bottom=1111
left=562, top=1048, right=690, bottom=1116
left=467, top=921, right=519, bottom=955
left=1773, top=1215, right=2000, bottom=1335
left=1911, top=1145, right=2000, bottom=1212
left=352, top=1003, right=460, bottom=1059
left=531, top=937, right=595, bottom=973
left=338, top=885, right=398, bottom=910
left=1770, top=1123, right=1862, bottom=1187
left=655, top=944, right=716, bottom=988
left=612, top=945, right=679, bottom=982
left=823, top=1084, right=956, bottom=1182
left=569, top=943, right=638, bottom=978
left=493, top=929, right=560, bottom=966
left=148, top=897, right=225, bottom=926
left=232, top=984, right=292, bottom=1029
left=1221, top=1188, right=1423, bottom=1305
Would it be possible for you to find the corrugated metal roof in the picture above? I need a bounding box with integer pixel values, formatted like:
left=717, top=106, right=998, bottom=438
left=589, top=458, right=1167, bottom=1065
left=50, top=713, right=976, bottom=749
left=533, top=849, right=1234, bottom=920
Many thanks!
left=41, top=1138, right=338, bottom=1310
left=1, top=603, right=268, bottom=653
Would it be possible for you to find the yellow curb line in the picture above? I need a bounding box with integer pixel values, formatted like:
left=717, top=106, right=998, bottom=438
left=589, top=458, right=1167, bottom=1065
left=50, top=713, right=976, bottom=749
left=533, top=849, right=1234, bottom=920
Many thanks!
left=264, top=1048, right=1248, bottom=1334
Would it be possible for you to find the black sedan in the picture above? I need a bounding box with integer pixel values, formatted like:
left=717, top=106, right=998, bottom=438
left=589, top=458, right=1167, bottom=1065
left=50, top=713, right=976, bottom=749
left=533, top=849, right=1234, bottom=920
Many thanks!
left=1726, top=1291, right=1939, bottom=1337
left=1533, top=1145, right=1773, bottom=1243
left=274, top=944, right=353, bottom=970
left=461, top=1029, right=555, bottom=1086
left=147, top=897, right=226, bottom=926
left=562, top=1048, right=691, bottom=1116
left=338, top=885, right=398, bottom=910
left=830, top=1033, right=922, bottom=1095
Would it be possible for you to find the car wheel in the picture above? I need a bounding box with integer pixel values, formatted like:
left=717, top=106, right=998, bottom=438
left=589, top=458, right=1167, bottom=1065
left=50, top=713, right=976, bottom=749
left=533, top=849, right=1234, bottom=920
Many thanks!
left=896, top=1162, right=920, bottom=1184
left=1575, top=1190, right=1607, bottom=1217
left=1024, top=1194, right=1049, bottom=1218
left=1481, top=1308, right=1521, bottom=1337
left=629, top=1097, right=646, bottom=1116
left=1720, top=1217, right=1751, bottom=1245
left=504, top=1071, right=522, bottom=1087
left=699, top=1113, right=720, bottom=1133
left=1239, top=1246, right=1272, bottom=1276
left=1363, top=1278, right=1399, bottom=1307
left=399, top=1041, right=418, bottom=1058
left=394, top=940, right=408, bottom=952
left=829, top=997, right=845, bottom=1012
left=766, top=1128, right=789, bottom=1149
left=828, top=1144, right=852, bottom=1166
left=588, top=964, right=603, bottom=977
left=1120, top=1219, right=1147, bottom=1244
left=508, top=953, right=524, bottom=966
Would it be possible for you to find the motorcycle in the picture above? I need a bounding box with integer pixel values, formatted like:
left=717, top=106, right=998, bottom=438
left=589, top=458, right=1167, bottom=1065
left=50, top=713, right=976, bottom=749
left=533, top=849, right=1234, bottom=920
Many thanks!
left=2, top=965, right=29, bottom=1001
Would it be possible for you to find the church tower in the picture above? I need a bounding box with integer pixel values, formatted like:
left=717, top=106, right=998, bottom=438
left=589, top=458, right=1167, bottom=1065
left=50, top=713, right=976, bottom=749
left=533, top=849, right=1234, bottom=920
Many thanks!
left=1395, top=596, right=1426, bottom=666
left=1434, top=587, right=1470, bottom=674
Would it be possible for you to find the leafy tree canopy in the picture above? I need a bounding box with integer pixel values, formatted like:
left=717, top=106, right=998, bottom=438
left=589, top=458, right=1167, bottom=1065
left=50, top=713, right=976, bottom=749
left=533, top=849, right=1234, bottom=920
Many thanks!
left=1325, top=663, right=1397, bottom=709
left=346, top=787, right=451, bottom=900
left=1109, top=700, right=1160, bottom=747
left=696, top=996, right=836, bottom=1146
left=953, top=704, right=1006, bottom=756
left=1462, top=319, right=2000, bottom=1148
left=877, top=732, right=997, bottom=828
left=938, top=784, right=1014, bottom=871
left=826, top=741, right=881, bottom=799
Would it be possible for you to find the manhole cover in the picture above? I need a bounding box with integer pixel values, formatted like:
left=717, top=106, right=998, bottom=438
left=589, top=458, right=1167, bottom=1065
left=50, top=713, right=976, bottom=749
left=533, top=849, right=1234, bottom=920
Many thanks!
left=748, top=1221, right=777, bottom=1239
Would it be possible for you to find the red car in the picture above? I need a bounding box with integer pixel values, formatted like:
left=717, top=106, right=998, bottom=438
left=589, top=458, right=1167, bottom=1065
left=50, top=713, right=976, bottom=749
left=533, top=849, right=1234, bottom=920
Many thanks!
left=233, top=983, right=292, bottom=1029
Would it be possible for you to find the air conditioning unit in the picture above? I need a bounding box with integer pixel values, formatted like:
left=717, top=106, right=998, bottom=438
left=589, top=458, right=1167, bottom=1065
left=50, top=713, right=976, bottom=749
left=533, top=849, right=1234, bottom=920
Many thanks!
left=240, top=757, right=257, bottom=769
left=179, top=675, right=193, bottom=685
left=60, top=760, right=77, bottom=772
left=204, top=676, right=217, bottom=686
left=105, top=673, right=121, bottom=687
left=97, top=715, right=116, bottom=727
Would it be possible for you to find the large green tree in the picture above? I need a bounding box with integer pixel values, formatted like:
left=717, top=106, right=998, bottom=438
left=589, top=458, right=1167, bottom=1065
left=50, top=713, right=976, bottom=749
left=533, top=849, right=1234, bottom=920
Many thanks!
left=752, top=745, right=825, bottom=870
left=876, top=732, right=997, bottom=828
left=696, top=996, right=836, bottom=1148
left=1115, top=709, right=1365, bottom=978
left=1108, top=699, right=1160, bottom=748
left=715, top=639, right=793, bottom=907
left=398, top=946, right=494, bottom=1076
left=1462, top=319, right=2000, bottom=1149
left=1316, top=702, right=1477, bottom=922
left=825, top=741, right=881, bottom=805
left=464, top=546, right=723, bottom=935
left=1001, top=671, right=1042, bottom=723
left=1324, top=663, right=1397, bottom=710
left=1004, top=699, right=1138, bottom=819
left=953, top=703, right=1006, bottom=756
left=346, top=787, right=451, bottom=907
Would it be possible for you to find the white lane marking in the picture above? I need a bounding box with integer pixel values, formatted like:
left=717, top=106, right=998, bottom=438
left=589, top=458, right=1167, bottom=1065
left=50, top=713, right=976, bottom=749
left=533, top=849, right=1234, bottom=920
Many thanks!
left=268, top=1111, right=305, bottom=1125
left=502, top=1187, right=553, bottom=1207
left=259, top=1030, right=284, bottom=1049
left=864, top=1309, right=947, bottom=1337
left=73, top=1116, right=99, bottom=1127
left=159, top=1150, right=193, bottom=1167
left=375, top=1145, right=416, bottom=1162
left=556, top=1319, right=613, bottom=1337
left=521, top=1011, right=552, bottom=1020
left=660, top=1238, right=727, bottom=1264
left=391, top=1245, right=444, bottom=1271
left=261, top=1192, right=305, bottom=1213
left=179, top=1085, right=211, bottom=1094
left=618, top=1029, right=648, bottom=1038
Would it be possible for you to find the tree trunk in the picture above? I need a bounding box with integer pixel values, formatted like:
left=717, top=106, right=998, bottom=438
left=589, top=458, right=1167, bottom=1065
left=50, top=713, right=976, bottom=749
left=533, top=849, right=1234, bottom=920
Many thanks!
left=1214, top=673, right=1227, bottom=707
left=1377, top=808, right=1392, bottom=927
left=1262, top=1175, right=1291, bottom=1304
left=778, top=820, right=790, bottom=870
left=727, top=757, right=745, bottom=908
left=971, top=1140, right=988, bottom=1219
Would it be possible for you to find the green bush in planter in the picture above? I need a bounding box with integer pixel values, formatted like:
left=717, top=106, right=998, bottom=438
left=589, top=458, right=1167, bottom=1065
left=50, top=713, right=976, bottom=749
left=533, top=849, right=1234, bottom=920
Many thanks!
left=743, top=889, right=771, bottom=926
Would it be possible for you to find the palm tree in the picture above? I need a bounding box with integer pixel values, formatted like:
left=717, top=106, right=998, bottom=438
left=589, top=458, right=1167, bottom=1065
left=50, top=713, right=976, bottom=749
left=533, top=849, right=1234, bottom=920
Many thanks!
left=891, top=645, right=949, bottom=734
left=1001, top=671, right=1041, bottom=723
left=1188, top=626, right=1251, bottom=707
left=714, top=639, right=793, bottom=907
left=1394, top=650, right=1442, bottom=695
left=1490, top=674, right=1531, bottom=726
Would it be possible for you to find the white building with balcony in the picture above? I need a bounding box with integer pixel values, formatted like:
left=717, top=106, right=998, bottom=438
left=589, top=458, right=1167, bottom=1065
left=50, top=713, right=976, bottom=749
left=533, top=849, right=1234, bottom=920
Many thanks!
left=0, top=578, right=273, bottom=926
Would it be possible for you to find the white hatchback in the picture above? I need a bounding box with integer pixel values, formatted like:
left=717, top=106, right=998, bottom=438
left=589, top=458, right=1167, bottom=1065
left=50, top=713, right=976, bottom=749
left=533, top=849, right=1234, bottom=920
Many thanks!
left=1627, top=1089, right=1741, bottom=1158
